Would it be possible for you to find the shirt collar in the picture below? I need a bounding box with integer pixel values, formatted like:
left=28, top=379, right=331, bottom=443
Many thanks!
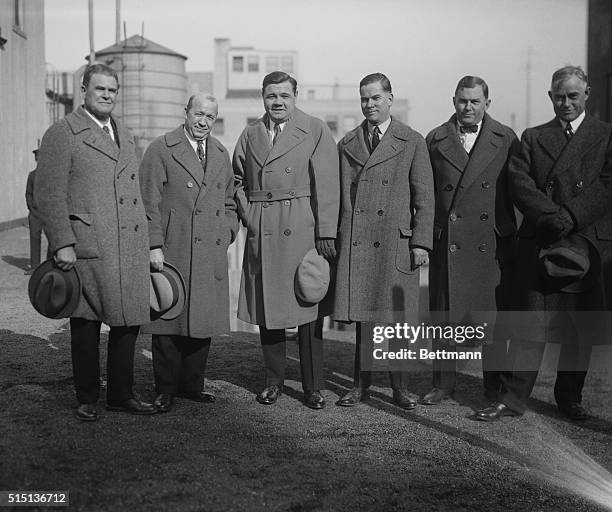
left=559, top=111, right=586, bottom=132
left=184, top=126, right=207, bottom=154
left=368, top=116, right=392, bottom=137
left=84, top=107, right=112, bottom=132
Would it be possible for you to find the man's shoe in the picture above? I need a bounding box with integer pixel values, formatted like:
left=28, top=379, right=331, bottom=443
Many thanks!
left=337, top=387, right=369, bottom=407
left=256, top=385, right=282, bottom=405
left=154, top=393, right=173, bottom=413
left=304, top=391, right=325, bottom=410
left=181, top=391, right=216, bottom=403
left=75, top=403, right=98, bottom=422
left=392, top=389, right=418, bottom=410
left=558, top=402, right=588, bottom=421
left=474, top=402, right=520, bottom=422
left=420, top=387, right=452, bottom=405
left=106, top=398, right=157, bottom=415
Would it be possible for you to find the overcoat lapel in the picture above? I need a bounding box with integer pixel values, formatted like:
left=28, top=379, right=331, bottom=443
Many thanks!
left=434, top=117, right=470, bottom=173
left=248, top=117, right=271, bottom=168
left=167, top=127, right=204, bottom=188
left=265, top=109, right=309, bottom=166
left=342, top=121, right=369, bottom=169
left=114, top=118, right=135, bottom=176
left=361, top=119, right=407, bottom=172
left=69, top=106, right=120, bottom=163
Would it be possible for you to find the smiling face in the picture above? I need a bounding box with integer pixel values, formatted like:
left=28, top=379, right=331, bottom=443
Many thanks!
left=262, top=81, right=297, bottom=124
left=548, top=75, right=590, bottom=123
left=81, top=73, right=118, bottom=122
left=360, top=81, right=393, bottom=125
left=453, top=85, right=490, bottom=127
left=184, top=96, right=218, bottom=140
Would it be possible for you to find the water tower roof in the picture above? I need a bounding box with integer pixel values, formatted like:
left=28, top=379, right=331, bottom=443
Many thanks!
left=95, top=35, right=187, bottom=60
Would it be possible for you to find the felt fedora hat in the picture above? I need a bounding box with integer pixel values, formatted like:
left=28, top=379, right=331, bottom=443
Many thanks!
left=295, top=248, right=330, bottom=304
left=538, top=234, right=601, bottom=293
left=28, top=259, right=81, bottom=319
left=150, top=261, right=186, bottom=320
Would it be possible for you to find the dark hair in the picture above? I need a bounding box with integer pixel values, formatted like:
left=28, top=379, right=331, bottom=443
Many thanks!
left=82, top=63, right=119, bottom=88
left=454, top=76, right=489, bottom=99
left=262, top=71, right=298, bottom=94
left=359, top=73, right=392, bottom=93
left=551, top=65, right=588, bottom=88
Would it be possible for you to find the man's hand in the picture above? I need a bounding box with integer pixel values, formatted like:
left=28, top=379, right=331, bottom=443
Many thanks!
left=54, top=246, right=77, bottom=271
left=150, top=248, right=164, bottom=272
left=315, top=238, right=337, bottom=261
left=411, top=247, right=429, bottom=271
left=536, top=208, right=574, bottom=246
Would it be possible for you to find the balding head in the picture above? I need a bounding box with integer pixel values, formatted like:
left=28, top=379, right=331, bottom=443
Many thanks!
left=184, top=93, right=218, bottom=141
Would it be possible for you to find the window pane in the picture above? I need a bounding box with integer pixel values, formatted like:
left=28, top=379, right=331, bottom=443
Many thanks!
left=232, top=56, right=244, bottom=72
left=247, top=56, right=259, bottom=72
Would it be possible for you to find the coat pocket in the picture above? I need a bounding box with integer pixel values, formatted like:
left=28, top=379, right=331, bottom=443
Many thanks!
left=69, top=213, right=99, bottom=259
left=163, top=208, right=176, bottom=248
left=395, top=226, right=416, bottom=274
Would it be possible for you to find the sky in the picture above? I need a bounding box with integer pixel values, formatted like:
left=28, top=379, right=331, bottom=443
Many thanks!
left=44, top=0, right=588, bottom=135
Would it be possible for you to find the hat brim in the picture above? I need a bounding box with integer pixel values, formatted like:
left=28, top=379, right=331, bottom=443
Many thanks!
left=28, top=259, right=81, bottom=319
left=150, top=261, right=186, bottom=320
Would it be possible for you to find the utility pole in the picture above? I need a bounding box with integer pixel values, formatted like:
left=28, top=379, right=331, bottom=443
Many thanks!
left=88, top=0, right=95, bottom=65
left=115, top=0, right=121, bottom=44
left=526, top=45, right=532, bottom=129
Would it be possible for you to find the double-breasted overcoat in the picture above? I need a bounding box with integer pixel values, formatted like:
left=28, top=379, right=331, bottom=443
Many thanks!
left=333, top=119, right=434, bottom=324
left=34, top=106, right=149, bottom=326
left=426, top=113, right=518, bottom=323
left=139, top=127, right=238, bottom=339
left=508, top=115, right=612, bottom=343
left=233, top=108, right=339, bottom=329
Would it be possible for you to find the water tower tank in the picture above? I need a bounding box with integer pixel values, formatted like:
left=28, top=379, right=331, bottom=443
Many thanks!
left=95, top=35, right=188, bottom=157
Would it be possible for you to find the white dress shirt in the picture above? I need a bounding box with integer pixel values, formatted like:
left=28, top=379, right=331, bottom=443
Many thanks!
left=457, top=120, right=482, bottom=154
left=84, top=108, right=115, bottom=142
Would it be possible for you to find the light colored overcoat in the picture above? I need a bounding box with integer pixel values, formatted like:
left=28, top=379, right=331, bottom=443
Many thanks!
left=426, top=113, right=518, bottom=323
left=34, top=106, right=149, bottom=326
left=139, top=127, right=238, bottom=338
left=233, top=108, right=339, bottom=329
left=333, top=118, right=434, bottom=324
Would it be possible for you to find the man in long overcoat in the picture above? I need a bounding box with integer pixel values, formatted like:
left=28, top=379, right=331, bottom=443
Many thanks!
left=35, top=64, right=155, bottom=421
left=424, top=76, right=518, bottom=405
left=140, top=93, right=238, bottom=413
left=476, top=66, right=612, bottom=422
left=25, top=149, right=51, bottom=274
left=233, top=71, right=339, bottom=410
left=333, top=73, right=434, bottom=409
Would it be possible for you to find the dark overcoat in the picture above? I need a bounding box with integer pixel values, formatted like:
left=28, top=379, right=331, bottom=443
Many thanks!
left=233, top=108, right=339, bottom=329
left=139, top=127, right=238, bottom=339
left=333, top=119, right=434, bottom=324
left=508, top=115, right=612, bottom=343
left=34, top=106, right=149, bottom=326
left=426, top=113, right=518, bottom=323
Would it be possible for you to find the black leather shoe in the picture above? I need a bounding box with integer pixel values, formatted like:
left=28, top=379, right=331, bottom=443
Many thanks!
left=75, top=403, right=98, bottom=422
left=256, top=385, right=282, bottom=405
left=421, top=387, right=452, bottom=405
left=154, top=393, right=174, bottom=413
left=392, top=389, right=418, bottom=410
left=474, top=402, right=520, bottom=422
left=337, top=387, right=369, bottom=407
left=558, top=402, right=588, bottom=421
left=181, top=391, right=216, bottom=403
left=106, top=398, right=157, bottom=415
left=304, top=391, right=325, bottom=410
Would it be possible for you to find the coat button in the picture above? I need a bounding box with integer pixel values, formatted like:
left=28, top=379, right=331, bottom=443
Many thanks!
left=130, top=173, right=136, bottom=180
left=133, top=198, right=137, bottom=205
left=355, top=209, right=360, bottom=215
left=216, top=238, right=222, bottom=245
left=266, top=192, right=273, bottom=199
left=576, top=180, right=583, bottom=189
left=449, top=212, right=457, bottom=222
left=449, top=243, right=457, bottom=252
left=119, top=197, right=124, bottom=204
left=134, top=224, right=139, bottom=231
left=480, top=212, right=489, bottom=221
left=478, top=243, right=487, bottom=252
left=546, top=181, right=554, bottom=190
left=377, top=209, right=384, bottom=216
left=352, top=240, right=360, bottom=246
left=196, top=209, right=202, bottom=215
left=284, top=200, right=290, bottom=206
left=187, top=181, right=194, bottom=188
left=284, top=229, right=292, bottom=236
left=444, top=184, right=454, bottom=191
left=481, top=181, right=490, bottom=189
left=382, top=179, right=389, bottom=186
left=373, top=241, right=380, bottom=248
left=263, top=202, right=269, bottom=208
left=216, top=210, right=220, bottom=216
left=285, top=167, right=292, bottom=173
left=289, top=190, right=296, bottom=196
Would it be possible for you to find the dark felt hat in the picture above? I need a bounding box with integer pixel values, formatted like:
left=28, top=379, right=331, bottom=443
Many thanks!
left=28, top=260, right=81, bottom=318
left=295, top=248, right=330, bottom=304
left=150, top=262, right=186, bottom=320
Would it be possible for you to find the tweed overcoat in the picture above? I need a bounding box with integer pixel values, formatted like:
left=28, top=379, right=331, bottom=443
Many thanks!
left=34, top=106, right=149, bottom=326
left=139, top=127, right=238, bottom=338
left=426, top=113, right=518, bottom=324
left=333, top=119, right=435, bottom=324
left=233, top=108, right=339, bottom=329
left=508, top=115, right=612, bottom=343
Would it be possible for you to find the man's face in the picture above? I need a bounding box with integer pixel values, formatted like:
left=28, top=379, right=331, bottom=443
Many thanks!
left=453, top=86, right=490, bottom=126
left=81, top=73, right=118, bottom=122
left=262, top=81, right=297, bottom=124
left=360, top=81, right=393, bottom=125
left=185, top=97, right=218, bottom=140
left=548, top=75, right=590, bottom=123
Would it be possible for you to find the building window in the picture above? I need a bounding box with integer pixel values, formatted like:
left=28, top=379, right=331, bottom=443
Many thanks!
left=213, top=118, right=225, bottom=135
left=248, top=56, right=259, bottom=72
left=232, top=56, right=244, bottom=72
left=266, top=56, right=279, bottom=72
left=326, top=116, right=338, bottom=136
left=280, top=56, right=294, bottom=73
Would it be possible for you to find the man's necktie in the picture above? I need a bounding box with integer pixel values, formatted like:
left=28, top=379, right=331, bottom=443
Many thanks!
left=564, top=123, right=574, bottom=141
left=371, top=126, right=381, bottom=152
left=197, top=139, right=206, bottom=170
left=459, top=124, right=478, bottom=134
left=103, top=125, right=118, bottom=146
left=272, top=123, right=281, bottom=146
